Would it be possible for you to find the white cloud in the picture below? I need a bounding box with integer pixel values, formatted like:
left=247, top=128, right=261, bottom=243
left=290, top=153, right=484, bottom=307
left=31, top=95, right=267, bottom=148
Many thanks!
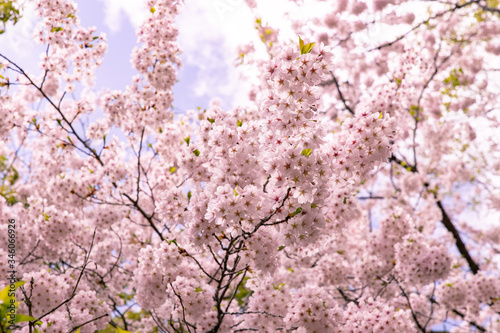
left=94, top=0, right=325, bottom=109
left=173, top=0, right=256, bottom=107
left=0, top=1, right=43, bottom=71
left=97, top=0, right=148, bottom=34
left=173, top=0, right=301, bottom=108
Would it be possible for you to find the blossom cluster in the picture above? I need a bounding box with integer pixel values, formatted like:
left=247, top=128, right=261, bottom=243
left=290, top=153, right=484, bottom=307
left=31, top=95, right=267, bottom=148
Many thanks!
left=99, top=0, right=181, bottom=133
left=1, top=0, right=500, bottom=332
left=17, top=271, right=110, bottom=333
left=131, top=0, right=181, bottom=91
left=394, top=232, right=452, bottom=286
left=340, top=298, right=416, bottom=333
left=34, top=0, right=107, bottom=90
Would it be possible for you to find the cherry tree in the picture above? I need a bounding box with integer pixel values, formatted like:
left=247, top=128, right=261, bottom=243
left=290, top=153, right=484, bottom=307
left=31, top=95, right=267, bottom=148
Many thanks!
left=0, top=0, right=499, bottom=332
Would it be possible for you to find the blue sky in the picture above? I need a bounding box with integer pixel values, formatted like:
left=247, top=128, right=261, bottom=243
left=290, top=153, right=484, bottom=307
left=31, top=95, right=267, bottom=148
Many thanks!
left=2, top=0, right=498, bottom=232
left=0, top=0, right=268, bottom=112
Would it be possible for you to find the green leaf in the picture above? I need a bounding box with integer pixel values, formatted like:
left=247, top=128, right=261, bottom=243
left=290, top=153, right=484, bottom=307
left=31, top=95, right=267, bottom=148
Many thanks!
left=150, top=7, right=156, bottom=13
left=299, top=37, right=316, bottom=55
left=0, top=281, right=25, bottom=304
left=7, top=166, right=18, bottom=185
left=0, top=1, right=21, bottom=35
left=301, top=148, right=312, bottom=156
left=193, top=149, right=200, bottom=156
left=302, top=42, right=316, bottom=54
left=234, top=276, right=251, bottom=307
left=343, top=197, right=347, bottom=204
left=67, top=13, right=75, bottom=18
left=278, top=245, right=285, bottom=251
left=169, top=166, right=176, bottom=173
left=273, top=283, right=285, bottom=290
left=51, top=27, right=63, bottom=32
left=310, top=203, right=318, bottom=208
left=187, top=191, right=192, bottom=200
left=237, top=119, right=243, bottom=127
left=118, top=292, right=134, bottom=301
left=14, top=314, right=40, bottom=324
left=290, top=207, right=302, bottom=217
left=443, top=68, right=464, bottom=88
left=207, top=118, right=215, bottom=124
left=184, top=136, right=190, bottom=146
left=194, top=287, right=203, bottom=292
left=167, top=239, right=178, bottom=247
left=409, top=105, right=420, bottom=116
left=394, top=76, right=402, bottom=87
left=298, top=35, right=304, bottom=51
left=42, top=213, right=50, bottom=221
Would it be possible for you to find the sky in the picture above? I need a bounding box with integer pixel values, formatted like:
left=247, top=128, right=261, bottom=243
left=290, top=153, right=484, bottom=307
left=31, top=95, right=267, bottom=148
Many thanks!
left=0, top=0, right=299, bottom=113
left=1, top=0, right=498, bottom=233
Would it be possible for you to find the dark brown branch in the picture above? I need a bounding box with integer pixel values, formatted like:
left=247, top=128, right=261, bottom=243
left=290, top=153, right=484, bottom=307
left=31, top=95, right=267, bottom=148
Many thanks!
left=225, top=310, right=283, bottom=318
left=395, top=279, right=426, bottom=333
left=368, top=0, right=480, bottom=52
left=389, top=154, right=417, bottom=172
left=31, top=228, right=97, bottom=325
left=66, top=313, right=109, bottom=333
left=122, top=192, right=164, bottom=241
left=243, top=187, right=292, bottom=238
left=389, top=154, right=480, bottom=274
left=0, top=53, right=105, bottom=166
left=437, top=201, right=479, bottom=274
left=479, top=4, right=500, bottom=13
left=320, top=72, right=354, bottom=115
left=451, top=309, right=486, bottom=332
left=169, top=282, right=195, bottom=333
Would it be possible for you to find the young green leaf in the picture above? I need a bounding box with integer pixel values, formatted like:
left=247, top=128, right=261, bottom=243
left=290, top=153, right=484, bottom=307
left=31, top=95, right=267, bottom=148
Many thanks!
left=298, top=35, right=305, bottom=51
left=300, top=37, right=316, bottom=54
left=0, top=281, right=25, bottom=303
left=301, top=148, right=312, bottom=156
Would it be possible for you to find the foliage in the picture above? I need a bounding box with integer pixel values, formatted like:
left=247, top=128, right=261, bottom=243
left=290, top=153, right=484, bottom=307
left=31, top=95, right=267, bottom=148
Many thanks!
left=0, top=0, right=20, bottom=34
